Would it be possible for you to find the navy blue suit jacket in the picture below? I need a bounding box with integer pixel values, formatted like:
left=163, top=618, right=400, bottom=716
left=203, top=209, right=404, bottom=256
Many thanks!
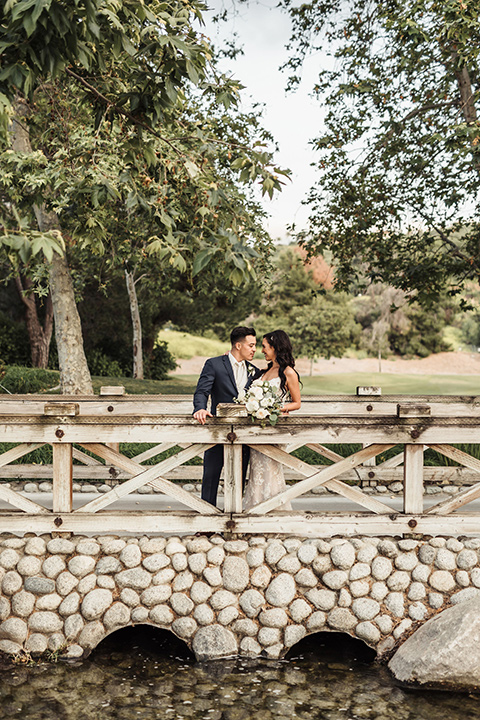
left=193, top=355, right=261, bottom=415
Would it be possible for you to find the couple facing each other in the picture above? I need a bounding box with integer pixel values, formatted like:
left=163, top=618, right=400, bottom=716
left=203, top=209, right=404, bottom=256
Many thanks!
left=193, top=326, right=301, bottom=511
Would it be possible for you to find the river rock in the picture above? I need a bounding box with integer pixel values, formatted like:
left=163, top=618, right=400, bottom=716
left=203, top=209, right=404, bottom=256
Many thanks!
left=28, top=611, right=63, bottom=634
left=2, top=571, right=23, bottom=595
left=0, top=597, right=10, bottom=621
left=239, top=589, right=264, bottom=618
left=116, top=568, right=151, bottom=590
left=289, top=598, right=312, bottom=622
left=265, top=573, right=296, bottom=607
left=119, top=544, right=142, bottom=568
left=305, top=588, right=336, bottom=611
left=0, top=617, right=28, bottom=643
left=192, top=624, right=238, bottom=660
left=297, top=543, right=317, bottom=565
left=172, top=617, right=197, bottom=638
left=47, top=538, right=75, bottom=555
left=170, top=592, right=194, bottom=616
left=207, top=546, right=225, bottom=565
left=371, top=557, right=393, bottom=581
left=327, top=608, right=356, bottom=631
left=222, top=556, right=249, bottom=592
left=194, top=603, right=215, bottom=625
left=389, top=598, right=480, bottom=688
left=149, top=605, right=174, bottom=625
left=217, top=606, right=239, bottom=625
left=64, top=614, right=84, bottom=640
left=26, top=633, right=48, bottom=655
left=42, top=556, right=66, bottom=579
left=141, top=584, right=172, bottom=606
left=103, top=602, right=130, bottom=630
left=79, top=621, right=105, bottom=650
left=11, top=590, right=35, bottom=617
left=429, top=571, right=455, bottom=592
left=68, top=556, right=96, bottom=578
left=330, top=542, right=356, bottom=569
left=81, top=589, right=113, bottom=620
left=0, top=549, right=20, bottom=570
left=36, top=593, right=62, bottom=610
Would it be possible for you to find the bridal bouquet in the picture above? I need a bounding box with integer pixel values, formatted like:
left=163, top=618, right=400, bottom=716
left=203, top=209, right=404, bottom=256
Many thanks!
left=235, top=379, right=283, bottom=427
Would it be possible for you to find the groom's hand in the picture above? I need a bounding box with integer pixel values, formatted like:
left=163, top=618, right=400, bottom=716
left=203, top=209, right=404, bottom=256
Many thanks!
left=193, top=409, right=213, bottom=425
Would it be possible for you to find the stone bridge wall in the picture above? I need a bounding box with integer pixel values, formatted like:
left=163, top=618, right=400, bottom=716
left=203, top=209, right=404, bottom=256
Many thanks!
left=0, top=533, right=479, bottom=661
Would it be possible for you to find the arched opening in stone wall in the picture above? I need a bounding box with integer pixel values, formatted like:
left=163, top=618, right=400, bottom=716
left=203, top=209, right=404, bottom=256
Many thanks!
left=91, top=625, right=195, bottom=665
left=285, top=631, right=377, bottom=665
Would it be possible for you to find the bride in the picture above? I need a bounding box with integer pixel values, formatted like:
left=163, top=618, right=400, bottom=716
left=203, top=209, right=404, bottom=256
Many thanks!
left=243, top=329, right=301, bottom=511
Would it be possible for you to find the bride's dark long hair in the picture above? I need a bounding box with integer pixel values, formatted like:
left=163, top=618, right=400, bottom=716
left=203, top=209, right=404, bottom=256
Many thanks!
left=263, top=329, right=301, bottom=395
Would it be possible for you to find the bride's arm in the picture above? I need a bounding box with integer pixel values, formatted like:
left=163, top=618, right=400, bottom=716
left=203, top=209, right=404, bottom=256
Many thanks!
left=281, top=367, right=301, bottom=414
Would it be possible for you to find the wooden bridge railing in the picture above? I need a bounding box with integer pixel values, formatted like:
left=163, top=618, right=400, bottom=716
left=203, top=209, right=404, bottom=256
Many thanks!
left=1, top=393, right=480, bottom=536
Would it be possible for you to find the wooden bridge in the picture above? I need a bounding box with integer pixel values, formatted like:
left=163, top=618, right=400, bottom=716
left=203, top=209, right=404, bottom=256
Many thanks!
left=1, top=392, right=480, bottom=536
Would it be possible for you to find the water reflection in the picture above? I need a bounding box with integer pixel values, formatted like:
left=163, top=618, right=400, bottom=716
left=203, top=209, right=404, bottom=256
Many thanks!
left=0, top=627, right=479, bottom=720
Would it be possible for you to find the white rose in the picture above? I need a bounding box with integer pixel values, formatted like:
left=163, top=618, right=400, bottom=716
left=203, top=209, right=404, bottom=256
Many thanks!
left=260, top=397, right=271, bottom=407
left=256, top=408, right=269, bottom=420
left=246, top=399, right=260, bottom=412
left=250, top=386, right=264, bottom=400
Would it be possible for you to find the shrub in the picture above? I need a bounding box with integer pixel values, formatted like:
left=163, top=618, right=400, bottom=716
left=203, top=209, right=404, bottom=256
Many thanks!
left=86, top=349, right=125, bottom=378
left=0, top=365, right=59, bottom=394
left=0, top=312, right=30, bottom=366
left=144, top=341, right=177, bottom=380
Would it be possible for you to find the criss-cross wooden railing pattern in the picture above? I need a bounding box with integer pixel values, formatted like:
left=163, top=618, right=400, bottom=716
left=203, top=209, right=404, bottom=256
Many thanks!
left=2, top=393, right=480, bottom=535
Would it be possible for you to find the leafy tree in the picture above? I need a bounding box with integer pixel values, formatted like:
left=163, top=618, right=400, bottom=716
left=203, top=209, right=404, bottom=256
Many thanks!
left=354, top=284, right=451, bottom=361
left=0, top=0, right=288, bottom=392
left=289, top=296, right=360, bottom=374
left=247, top=247, right=360, bottom=363
left=283, top=0, right=480, bottom=304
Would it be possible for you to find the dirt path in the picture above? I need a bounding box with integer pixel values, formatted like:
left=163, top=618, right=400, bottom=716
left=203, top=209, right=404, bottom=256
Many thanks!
left=172, top=351, right=480, bottom=376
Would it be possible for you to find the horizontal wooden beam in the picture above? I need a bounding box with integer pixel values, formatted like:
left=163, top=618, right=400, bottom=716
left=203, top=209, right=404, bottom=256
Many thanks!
left=0, top=464, right=476, bottom=486
left=1, top=511, right=480, bottom=536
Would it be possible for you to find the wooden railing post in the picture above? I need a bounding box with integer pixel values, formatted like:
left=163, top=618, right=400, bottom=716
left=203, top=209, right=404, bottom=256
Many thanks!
left=223, top=443, right=243, bottom=514
left=403, top=444, right=424, bottom=514
left=52, top=443, right=73, bottom=513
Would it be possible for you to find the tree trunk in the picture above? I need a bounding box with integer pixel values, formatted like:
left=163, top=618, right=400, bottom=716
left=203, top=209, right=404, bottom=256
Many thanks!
left=11, top=97, right=93, bottom=394
left=14, top=275, right=53, bottom=368
left=125, top=269, right=144, bottom=379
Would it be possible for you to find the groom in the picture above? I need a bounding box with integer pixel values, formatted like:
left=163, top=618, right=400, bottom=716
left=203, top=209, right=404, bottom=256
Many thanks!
left=193, top=326, right=260, bottom=506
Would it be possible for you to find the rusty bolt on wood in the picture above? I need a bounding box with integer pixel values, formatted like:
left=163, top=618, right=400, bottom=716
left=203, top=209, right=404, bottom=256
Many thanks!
left=226, top=432, right=237, bottom=443
left=55, top=429, right=64, bottom=439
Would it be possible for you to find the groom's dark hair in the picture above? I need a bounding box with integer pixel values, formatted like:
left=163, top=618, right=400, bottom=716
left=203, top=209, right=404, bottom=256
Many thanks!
left=230, top=326, right=256, bottom=346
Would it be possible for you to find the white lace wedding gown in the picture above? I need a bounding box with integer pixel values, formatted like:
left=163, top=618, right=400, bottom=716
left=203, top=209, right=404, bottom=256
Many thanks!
left=243, top=377, right=292, bottom=512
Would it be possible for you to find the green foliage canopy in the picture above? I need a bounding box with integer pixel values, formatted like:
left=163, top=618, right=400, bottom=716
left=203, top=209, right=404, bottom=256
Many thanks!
left=283, top=0, right=480, bottom=304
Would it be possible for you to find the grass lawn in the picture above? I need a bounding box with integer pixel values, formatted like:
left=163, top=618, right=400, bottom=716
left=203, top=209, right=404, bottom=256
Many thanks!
left=164, top=372, right=480, bottom=396
left=157, top=330, right=227, bottom=359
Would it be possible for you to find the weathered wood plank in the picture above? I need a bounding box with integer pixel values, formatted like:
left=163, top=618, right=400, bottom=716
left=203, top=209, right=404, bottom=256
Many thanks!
left=427, top=443, right=480, bottom=473
left=0, top=443, right=44, bottom=468
left=3, top=511, right=480, bottom=536
left=72, top=447, right=104, bottom=466
left=131, top=443, right=178, bottom=464
left=403, top=444, right=424, bottom=514
left=0, top=485, right=49, bottom=514
left=224, top=444, right=243, bottom=513
left=44, top=403, right=79, bottom=416
left=245, top=444, right=395, bottom=514
left=76, top=443, right=219, bottom=515
left=305, top=444, right=344, bottom=463
left=376, top=451, right=404, bottom=469
left=426, top=483, right=480, bottom=515
left=52, top=443, right=72, bottom=513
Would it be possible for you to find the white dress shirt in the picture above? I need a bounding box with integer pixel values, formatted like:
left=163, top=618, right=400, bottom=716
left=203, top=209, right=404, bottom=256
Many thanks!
left=229, top=352, right=248, bottom=397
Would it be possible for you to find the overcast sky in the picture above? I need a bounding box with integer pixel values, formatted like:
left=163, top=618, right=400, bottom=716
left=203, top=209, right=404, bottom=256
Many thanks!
left=202, top=1, right=326, bottom=241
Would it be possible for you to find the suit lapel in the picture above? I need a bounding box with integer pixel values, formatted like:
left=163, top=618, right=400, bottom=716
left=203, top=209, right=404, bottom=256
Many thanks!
left=223, top=355, right=238, bottom=393
left=245, top=362, right=257, bottom=390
